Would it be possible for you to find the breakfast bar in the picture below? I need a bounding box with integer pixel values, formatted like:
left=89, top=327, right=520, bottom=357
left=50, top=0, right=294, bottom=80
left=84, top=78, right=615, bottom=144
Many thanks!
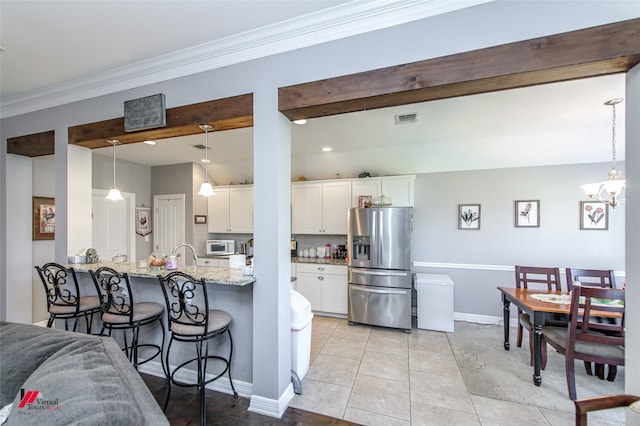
left=70, top=261, right=256, bottom=395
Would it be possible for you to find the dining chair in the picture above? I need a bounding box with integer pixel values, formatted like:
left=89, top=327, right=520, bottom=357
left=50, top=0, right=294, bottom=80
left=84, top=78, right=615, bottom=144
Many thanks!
left=574, top=394, right=640, bottom=426
left=565, top=267, right=617, bottom=378
left=35, top=262, right=102, bottom=333
left=514, top=265, right=563, bottom=369
left=542, top=284, right=625, bottom=400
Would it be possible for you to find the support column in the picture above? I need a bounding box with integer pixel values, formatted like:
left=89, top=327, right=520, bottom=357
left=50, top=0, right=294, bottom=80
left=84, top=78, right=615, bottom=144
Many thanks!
left=249, top=87, right=293, bottom=417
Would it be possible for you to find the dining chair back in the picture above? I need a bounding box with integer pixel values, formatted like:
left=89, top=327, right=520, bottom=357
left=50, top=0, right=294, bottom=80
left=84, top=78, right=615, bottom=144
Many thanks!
left=543, top=284, right=625, bottom=400
left=566, top=268, right=616, bottom=292
left=514, top=265, right=562, bottom=343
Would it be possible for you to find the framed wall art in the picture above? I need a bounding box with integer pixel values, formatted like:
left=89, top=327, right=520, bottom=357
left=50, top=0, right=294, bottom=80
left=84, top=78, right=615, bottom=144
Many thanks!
left=33, top=196, right=55, bottom=240
left=135, top=206, right=152, bottom=236
left=515, top=200, right=540, bottom=228
left=580, top=201, right=608, bottom=230
left=195, top=214, right=207, bottom=224
left=459, top=204, right=481, bottom=230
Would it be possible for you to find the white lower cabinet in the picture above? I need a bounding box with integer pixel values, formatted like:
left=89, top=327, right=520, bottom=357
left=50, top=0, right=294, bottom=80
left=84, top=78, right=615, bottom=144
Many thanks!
left=196, top=258, right=229, bottom=267
left=295, top=263, right=347, bottom=315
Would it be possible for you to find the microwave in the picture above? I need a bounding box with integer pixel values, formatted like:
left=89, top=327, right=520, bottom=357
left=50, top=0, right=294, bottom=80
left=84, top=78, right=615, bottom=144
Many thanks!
left=206, top=240, right=235, bottom=256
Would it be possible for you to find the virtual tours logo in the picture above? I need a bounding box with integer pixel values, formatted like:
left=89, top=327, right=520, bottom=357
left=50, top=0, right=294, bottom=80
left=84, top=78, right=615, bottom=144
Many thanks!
left=17, top=389, right=61, bottom=413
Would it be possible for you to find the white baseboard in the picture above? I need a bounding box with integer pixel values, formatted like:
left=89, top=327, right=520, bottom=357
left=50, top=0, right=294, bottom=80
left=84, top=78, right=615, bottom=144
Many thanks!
left=454, top=312, right=502, bottom=325
left=138, top=359, right=253, bottom=399
left=248, top=383, right=295, bottom=419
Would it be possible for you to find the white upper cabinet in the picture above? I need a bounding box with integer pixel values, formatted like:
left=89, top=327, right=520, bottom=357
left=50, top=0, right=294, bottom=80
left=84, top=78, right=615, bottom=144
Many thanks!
left=381, top=175, right=415, bottom=207
left=292, top=180, right=351, bottom=234
left=208, top=185, right=253, bottom=233
left=351, top=175, right=415, bottom=207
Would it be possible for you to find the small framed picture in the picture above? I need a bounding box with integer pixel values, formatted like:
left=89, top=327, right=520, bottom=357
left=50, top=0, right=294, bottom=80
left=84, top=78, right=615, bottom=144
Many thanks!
left=515, top=200, right=540, bottom=228
left=459, top=204, right=480, bottom=230
left=33, top=196, right=55, bottom=240
left=358, top=195, right=372, bottom=208
left=580, top=201, right=608, bottom=230
left=194, top=215, right=207, bottom=224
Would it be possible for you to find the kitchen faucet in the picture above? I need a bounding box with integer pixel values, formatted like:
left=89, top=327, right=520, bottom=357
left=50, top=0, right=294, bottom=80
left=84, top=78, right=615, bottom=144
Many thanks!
left=172, top=243, right=198, bottom=265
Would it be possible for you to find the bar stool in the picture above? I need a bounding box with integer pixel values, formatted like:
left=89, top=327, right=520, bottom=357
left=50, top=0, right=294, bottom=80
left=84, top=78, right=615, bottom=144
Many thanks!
left=90, top=266, right=166, bottom=372
left=157, top=271, right=237, bottom=426
left=35, top=262, right=101, bottom=333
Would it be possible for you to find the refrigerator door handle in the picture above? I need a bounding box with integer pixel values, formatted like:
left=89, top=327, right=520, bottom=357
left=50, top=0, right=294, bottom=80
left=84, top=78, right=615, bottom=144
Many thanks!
left=353, top=269, right=409, bottom=277
left=351, top=284, right=408, bottom=295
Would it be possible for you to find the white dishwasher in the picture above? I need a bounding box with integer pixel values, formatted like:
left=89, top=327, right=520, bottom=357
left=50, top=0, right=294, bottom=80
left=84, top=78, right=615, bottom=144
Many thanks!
left=414, top=274, right=454, bottom=332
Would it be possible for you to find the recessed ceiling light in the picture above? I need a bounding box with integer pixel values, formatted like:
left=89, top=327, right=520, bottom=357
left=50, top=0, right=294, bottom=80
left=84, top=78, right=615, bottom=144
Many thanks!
left=293, top=119, right=307, bottom=125
left=143, top=140, right=156, bottom=145
left=322, top=147, right=332, bottom=152
left=201, top=159, right=211, bottom=163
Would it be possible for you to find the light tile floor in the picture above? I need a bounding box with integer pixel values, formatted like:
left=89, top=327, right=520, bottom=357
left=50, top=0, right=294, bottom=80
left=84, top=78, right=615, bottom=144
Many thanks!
left=289, top=316, right=624, bottom=426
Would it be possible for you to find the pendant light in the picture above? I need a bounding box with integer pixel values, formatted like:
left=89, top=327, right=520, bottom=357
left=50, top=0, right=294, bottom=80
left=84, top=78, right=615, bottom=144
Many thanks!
left=197, top=124, right=215, bottom=196
left=580, top=98, right=625, bottom=208
left=105, top=139, right=124, bottom=201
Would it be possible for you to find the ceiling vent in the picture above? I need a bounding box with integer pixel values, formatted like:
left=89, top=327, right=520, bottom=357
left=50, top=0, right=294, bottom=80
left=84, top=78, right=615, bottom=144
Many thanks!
left=191, top=144, right=211, bottom=150
left=394, top=112, right=419, bottom=125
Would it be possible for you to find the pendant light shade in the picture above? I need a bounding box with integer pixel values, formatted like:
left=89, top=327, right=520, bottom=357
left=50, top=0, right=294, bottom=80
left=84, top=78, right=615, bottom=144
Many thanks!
left=106, top=140, right=124, bottom=201
left=198, top=124, right=215, bottom=196
left=580, top=98, right=625, bottom=208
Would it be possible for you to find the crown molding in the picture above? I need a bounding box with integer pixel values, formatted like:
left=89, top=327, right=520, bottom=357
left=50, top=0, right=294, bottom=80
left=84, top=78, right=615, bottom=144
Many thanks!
left=0, top=0, right=491, bottom=118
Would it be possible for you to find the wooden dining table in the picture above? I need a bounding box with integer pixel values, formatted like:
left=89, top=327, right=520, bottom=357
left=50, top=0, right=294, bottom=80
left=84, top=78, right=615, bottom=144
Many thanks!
left=498, top=286, right=571, bottom=386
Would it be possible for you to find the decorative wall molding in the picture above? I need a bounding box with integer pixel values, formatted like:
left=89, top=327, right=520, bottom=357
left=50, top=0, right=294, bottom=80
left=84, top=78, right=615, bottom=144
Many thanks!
left=248, top=384, right=295, bottom=419
left=0, top=0, right=490, bottom=118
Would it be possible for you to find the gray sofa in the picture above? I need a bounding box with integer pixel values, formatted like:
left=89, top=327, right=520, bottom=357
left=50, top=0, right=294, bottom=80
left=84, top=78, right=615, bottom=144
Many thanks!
left=0, top=321, right=168, bottom=425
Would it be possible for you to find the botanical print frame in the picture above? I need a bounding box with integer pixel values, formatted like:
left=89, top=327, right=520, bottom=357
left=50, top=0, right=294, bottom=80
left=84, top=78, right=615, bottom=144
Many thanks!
left=33, top=196, right=55, bottom=240
left=515, top=200, right=540, bottom=228
left=135, top=206, right=152, bottom=236
left=459, top=204, right=481, bottom=230
left=194, top=214, right=207, bottom=224
left=580, top=201, right=608, bottom=230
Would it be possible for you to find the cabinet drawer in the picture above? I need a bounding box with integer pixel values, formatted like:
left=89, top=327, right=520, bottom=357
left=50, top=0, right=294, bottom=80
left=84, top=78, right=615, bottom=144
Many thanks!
left=296, top=263, right=346, bottom=276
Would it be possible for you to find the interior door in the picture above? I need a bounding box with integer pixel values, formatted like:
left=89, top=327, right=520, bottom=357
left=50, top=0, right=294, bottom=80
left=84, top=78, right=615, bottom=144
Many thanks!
left=154, top=194, right=185, bottom=258
left=92, top=189, right=136, bottom=262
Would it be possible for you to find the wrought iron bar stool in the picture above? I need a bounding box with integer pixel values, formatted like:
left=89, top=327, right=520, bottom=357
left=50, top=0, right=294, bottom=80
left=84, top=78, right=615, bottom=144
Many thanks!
left=90, top=266, right=166, bottom=372
left=157, top=271, right=237, bottom=426
left=35, top=262, right=101, bottom=333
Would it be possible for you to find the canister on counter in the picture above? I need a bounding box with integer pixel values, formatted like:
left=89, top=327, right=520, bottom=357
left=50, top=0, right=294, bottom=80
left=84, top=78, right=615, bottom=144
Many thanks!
left=166, top=255, right=179, bottom=270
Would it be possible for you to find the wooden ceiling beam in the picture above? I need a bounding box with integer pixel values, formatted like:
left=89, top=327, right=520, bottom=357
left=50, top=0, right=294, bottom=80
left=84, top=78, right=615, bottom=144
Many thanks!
left=279, top=19, right=640, bottom=120
left=7, top=130, right=55, bottom=157
left=68, top=93, right=253, bottom=149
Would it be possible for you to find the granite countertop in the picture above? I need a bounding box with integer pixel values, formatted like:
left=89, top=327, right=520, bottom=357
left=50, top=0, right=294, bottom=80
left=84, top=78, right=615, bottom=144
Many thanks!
left=291, top=257, right=347, bottom=266
left=69, top=261, right=255, bottom=286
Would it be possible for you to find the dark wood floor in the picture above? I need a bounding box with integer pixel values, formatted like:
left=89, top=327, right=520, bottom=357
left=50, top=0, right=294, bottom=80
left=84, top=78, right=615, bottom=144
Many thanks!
left=141, top=373, right=360, bottom=425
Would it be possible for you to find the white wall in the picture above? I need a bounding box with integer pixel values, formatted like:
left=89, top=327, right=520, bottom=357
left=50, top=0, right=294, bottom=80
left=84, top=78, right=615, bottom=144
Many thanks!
left=32, top=156, right=56, bottom=323
left=412, top=163, right=625, bottom=318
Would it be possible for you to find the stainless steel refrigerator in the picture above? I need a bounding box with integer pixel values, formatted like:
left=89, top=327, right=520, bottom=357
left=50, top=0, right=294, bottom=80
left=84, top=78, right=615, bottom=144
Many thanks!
left=347, top=207, right=413, bottom=332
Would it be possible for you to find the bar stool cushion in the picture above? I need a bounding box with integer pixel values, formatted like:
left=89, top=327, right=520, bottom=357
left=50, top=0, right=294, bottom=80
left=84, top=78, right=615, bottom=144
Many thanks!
left=170, top=310, right=231, bottom=336
left=48, top=296, right=101, bottom=315
left=102, top=302, right=164, bottom=324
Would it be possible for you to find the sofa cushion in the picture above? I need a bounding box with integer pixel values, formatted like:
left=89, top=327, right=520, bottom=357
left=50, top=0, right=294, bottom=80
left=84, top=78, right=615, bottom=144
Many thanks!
left=0, top=322, right=168, bottom=425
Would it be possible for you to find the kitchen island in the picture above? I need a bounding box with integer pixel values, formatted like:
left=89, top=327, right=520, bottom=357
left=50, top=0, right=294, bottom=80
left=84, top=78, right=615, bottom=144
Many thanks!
left=69, top=261, right=255, bottom=397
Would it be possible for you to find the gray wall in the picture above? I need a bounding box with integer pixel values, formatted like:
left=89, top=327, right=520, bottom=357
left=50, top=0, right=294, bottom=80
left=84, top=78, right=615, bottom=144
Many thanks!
left=93, top=153, right=153, bottom=261
left=412, top=163, right=625, bottom=318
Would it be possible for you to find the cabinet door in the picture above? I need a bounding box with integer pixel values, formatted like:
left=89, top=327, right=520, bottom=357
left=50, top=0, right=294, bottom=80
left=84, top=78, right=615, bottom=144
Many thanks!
left=208, top=187, right=230, bottom=232
left=291, top=183, right=323, bottom=234
left=381, top=176, right=415, bottom=207
left=321, top=273, right=348, bottom=315
left=295, top=272, right=322, bottom=311
left=351, top=179, right=381, bottom=208
left=228, top=186, right=253, bottom=233
left=322, top=181, right=351, bottom=234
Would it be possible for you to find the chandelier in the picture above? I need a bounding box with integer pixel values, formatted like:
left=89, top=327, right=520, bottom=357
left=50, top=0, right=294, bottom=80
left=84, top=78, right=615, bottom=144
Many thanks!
left=580, top=98, right=625, bottom=208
